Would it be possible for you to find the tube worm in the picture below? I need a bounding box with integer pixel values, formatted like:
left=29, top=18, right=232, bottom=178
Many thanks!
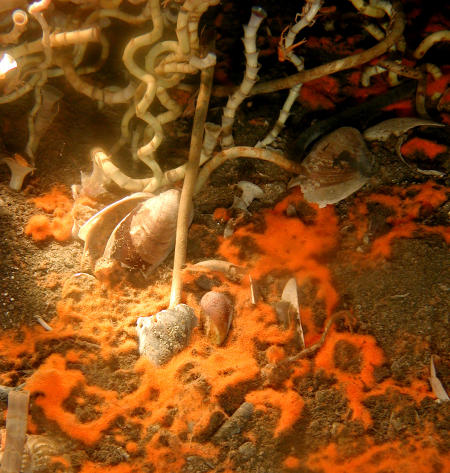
left=348, top=0, right=386, bottom=18
left=25, top=84, right=63, bottom=161
left=163, top=122, right=221, bottom=185
left=169, top=55, right=215, bottom=308
left=57, top=55, right=135, bottom=104
left=250, top=1, right=405, bottom=95
left=0, top=390, right=29, bottom=473
left=6, top=27, right=100, bottom=60
left=221, top=6, right=267, bottom=148
left=414, top=30, right=450, bottom=59
left=0, top=9, right=28, bottom=45
left=195, top=146, right=303, bottom=192
left=257, top=0, right=323, bottom=147
left=91, top=148, right=154, bottom=192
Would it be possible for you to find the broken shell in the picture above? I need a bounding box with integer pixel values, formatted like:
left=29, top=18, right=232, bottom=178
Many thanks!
left=200, top=291, right=233, bottom=346
left=232, top=181, right=264, bottom=212
left=189, top=259, right=245, bottom=281
left=136, top=303, right=197, bottom=366
left=429, top=355, right=449, bottom=402
left=363, top=117, right=444, bottom=142
left=289, top=127, right=375, bottom=207
left=104, top=188, right=187, bottom=271
left=77, top=192, right=152, bottom=259
left=0, top=154, right=34, bottom=191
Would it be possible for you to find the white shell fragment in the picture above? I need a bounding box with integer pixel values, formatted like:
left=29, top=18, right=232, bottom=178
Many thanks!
left=137, top=304, right=197, bottom=366
left=429, top=355, right=449, bottom=402
left=200, top=291, right=233, bottom=346
left=276, top=278, right=305, bottom=348
left=189, top=259, right=245, bottom=281
left=363, top=117, right=444, bottom=142
left=290, top=127, right=375, bottom=207
left=0, top=155, right=34, bottom=191
left=232, top=181, right=264, bottom=212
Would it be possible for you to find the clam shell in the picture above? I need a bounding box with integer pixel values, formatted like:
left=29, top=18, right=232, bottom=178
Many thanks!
left=136, top=304, right=197, bottom=366
left=104, top=188, right=183, bottom=270
left=200, top=291, right=233, bottom=346
left=363, top=117, right=444, bottom=142
left=290, top=127, right=375, bottom=207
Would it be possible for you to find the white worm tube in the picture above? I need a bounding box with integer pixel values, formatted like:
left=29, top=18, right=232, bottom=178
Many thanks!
left=58, top=57, right=135, bottom=104
left=122, top=0, right=163, bottom=82
left=93, top=148, right=154, bottom=192
left=364, top=23, right=385, bottom=41
left=348, top=0, right=385, bottom=18
left=186, top=0, right=220, bottom=53
left=155, top=86, right=183, bottom=124
left=6, top=27, right=100, bottom=60
left=258, top=0, right=323, bottom=147
left=195, top=146, right=303, bottom=192
left=0, top=9, right=28, bottom=45
left=221, top=6, right=267, bottom=148
left=414, top=30, right=450, bottom=59
left=361, top=64, right=387, bottom=86
left=0, top=73, right=40, bottom=104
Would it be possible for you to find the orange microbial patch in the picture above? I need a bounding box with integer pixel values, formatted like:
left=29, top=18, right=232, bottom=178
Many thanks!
left=25, top=186, right=73, bottom=242
left=348, top=182, right=449, bottom=259
left=283, top=455, right=301, bottom=470
left=24, top=214, right=53, bottom=241
left=315, top=331, right=385, bottom=426
left=306, top=436, right=450, bottom=473
left=400, top=137, right=447, bottom=160
left=1, top=184, right=445, bottom=471
left=219, top=189, right=339, bottom=315
left=246, top=388, right=304, bottom=436
left=299, top=76, right=339, bottom=110
left=212, top=206, right=231, bottom=222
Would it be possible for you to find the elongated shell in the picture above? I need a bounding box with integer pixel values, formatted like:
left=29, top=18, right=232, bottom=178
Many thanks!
left=363, top=117, right=444, bottom=141
left=289, top=127, right=375, bottom=207
left=104, top=188, right=185, bottom=270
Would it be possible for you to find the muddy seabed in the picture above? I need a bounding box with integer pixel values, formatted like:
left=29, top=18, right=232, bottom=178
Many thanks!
left=0, top=5, right=450, bottom=473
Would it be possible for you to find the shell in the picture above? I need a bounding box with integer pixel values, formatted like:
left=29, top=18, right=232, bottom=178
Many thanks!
left=104, top=188, right=183, bottom=270
left=136, top=304, right=197, bottom=366
left=77, top=192, right=152, bottom=260
left=0, top=431, right=60, bottom=473
left=363, top=117, right=444, bottom=142
left=200, top=291, right=233, bottom=346
left=289, top=127, right=375, bottom=207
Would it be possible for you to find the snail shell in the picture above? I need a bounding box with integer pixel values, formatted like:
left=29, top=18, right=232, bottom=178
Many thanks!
left=0, top=431, right=60, bottom=473
left=200, top=291, right=233, bottom=346
left=137, top=304, right=197, bottom=366
left=104, top=188, right=188, bottom=270
left=289, top=127, right=375, bottom=207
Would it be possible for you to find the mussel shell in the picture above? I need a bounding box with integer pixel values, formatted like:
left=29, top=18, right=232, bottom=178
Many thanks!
left=290, top=127, right=375, bottom=207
